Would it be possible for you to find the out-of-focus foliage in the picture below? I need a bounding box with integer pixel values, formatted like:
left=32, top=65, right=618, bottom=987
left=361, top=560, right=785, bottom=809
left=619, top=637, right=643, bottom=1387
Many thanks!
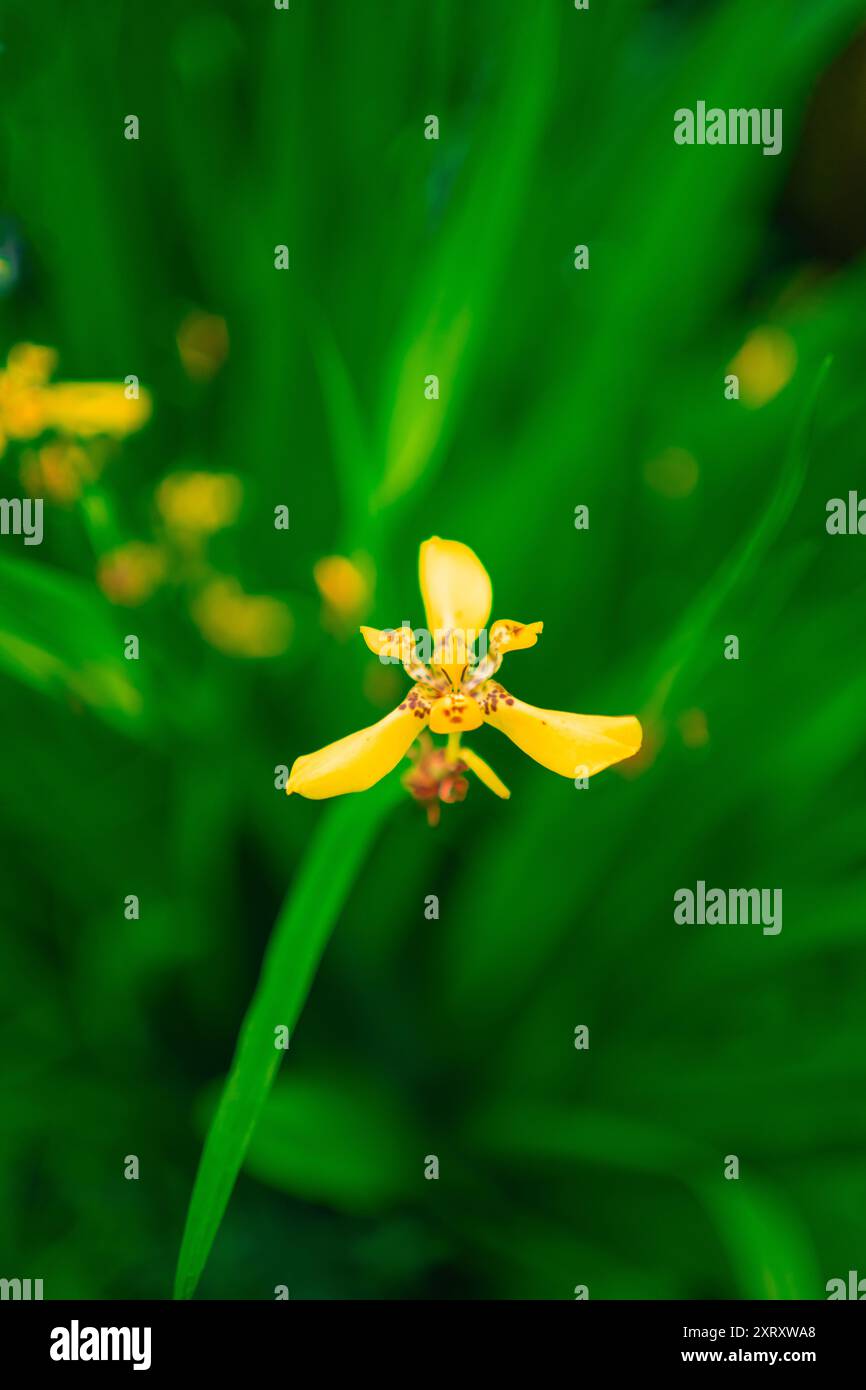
left=1, top=0, right=865, bottom=1299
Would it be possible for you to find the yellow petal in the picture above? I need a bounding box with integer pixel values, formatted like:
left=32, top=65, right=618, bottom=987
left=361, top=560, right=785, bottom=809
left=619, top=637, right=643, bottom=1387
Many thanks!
left=315, top=554, right=372, bottom=626
left=360, top=624, right=436, bottom=686
left=6, top=342, right=58, bottom=385
left=419, top=536, right=492, bottom=641
left=191, top=579, right=292, bottom=658
left=480, top=685, right=642, bottom=779
left=360, top=625, right=413, bottom=661
left=428, top=691, right=484, bottom=734
left=460, top=746, right=510, bottom=799
left=176, top=310, right=229, bottom=382
left=489, top=619, right=543, bottom=654
left=42, top=383, right=151, bottom=436
left=156, top=471, right=242, bottom=533
left=287, top=687, right=432, bottom=799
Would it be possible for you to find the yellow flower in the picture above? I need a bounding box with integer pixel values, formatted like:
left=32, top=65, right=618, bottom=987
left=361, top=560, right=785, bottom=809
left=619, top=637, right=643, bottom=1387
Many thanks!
left=191, top=577, right=292, bottom=658
left=6, top=342, right=57, bottom=385
left=156, top=471, right=243, bottom=534
left=0, top=342, right=151, bottom=455
left=41, top=383, right=151, bottom=436
left=643, top=446, right=699, bottom=499
left=728, top=327, right=796, bottom=409
left=313, top=552, right=374, bottom=632
left=97, top=542, right=167, bottom=606
left=176, top=311, right=229, bottom=382
left=677, top=707, right=709, bottom=749
left=286, top=537, right=642, bottom=806
left=20, top=440, right=98, bottom=505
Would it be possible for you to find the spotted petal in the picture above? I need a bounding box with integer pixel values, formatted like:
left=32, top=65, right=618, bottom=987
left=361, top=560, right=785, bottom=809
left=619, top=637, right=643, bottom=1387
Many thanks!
left=287, top=686, right=432, bottom=799
left=360, top=625, right=414, bottom=661
left=428, top=691, right=484, bottom=734
left=480, top=685, right=642, bottom=779
left=359, top=624, right=436, bottom=684
left=489, top=619, right=543, bottom=653
left=465, top=618, right=544, bottom=689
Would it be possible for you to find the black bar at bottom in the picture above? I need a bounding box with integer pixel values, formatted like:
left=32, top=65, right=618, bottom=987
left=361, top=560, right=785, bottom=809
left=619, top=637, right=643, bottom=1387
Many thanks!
left=0, top=1298, right=861, bottom=1374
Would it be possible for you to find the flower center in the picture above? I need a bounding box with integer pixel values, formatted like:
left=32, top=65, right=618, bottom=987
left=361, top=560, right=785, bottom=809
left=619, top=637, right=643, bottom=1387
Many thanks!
left=428, top=687, right=484, bottom=733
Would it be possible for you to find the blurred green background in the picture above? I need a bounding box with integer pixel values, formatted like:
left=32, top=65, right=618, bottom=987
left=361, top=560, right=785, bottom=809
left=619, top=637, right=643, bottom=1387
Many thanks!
left=2, top=0, right=866, bottom=1300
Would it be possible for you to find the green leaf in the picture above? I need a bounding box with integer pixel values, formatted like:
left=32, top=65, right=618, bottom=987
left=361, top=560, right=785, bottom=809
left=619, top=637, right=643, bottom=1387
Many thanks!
left=0, top=553, right=146, bottom=731
left=695, top=1178, right=818, bottom=1300
left=309, top=317, right=375, bottom=545
left=197, top=1067, right=417, bottom=1216
left=646, top=355, right=833, bottom=712
left=173, top=777, right=404, bottom=1299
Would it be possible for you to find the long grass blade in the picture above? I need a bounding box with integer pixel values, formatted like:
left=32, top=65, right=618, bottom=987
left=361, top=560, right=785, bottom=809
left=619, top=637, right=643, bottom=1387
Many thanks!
left=173, top=777, right=404, bottom=1299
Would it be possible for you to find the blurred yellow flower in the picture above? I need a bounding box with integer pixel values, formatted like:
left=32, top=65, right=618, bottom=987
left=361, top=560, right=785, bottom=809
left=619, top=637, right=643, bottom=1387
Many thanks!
left=20, top=440, right=98, bottom=505
left=287, top=536, right=642, bottom=808
left=42, top=383, right=151, bottom=437
left=98, top=543, right=167, bottom=606
left=0, top=344, right=54, bottom=443
left=314, top=552, right=374, bottom=631
left=176, top=311, right=229, bottom=382
left=643, top=446, right=699, bottom=499
left=156, top=471, right=243, bottom=534
left=729, top=327, right=797, bottom=408
left=0, top=342, right=151, bottom=454
left=191, top=577, right=292, bottom=658
left=678, top=707, right=709, bottom=748
left=7, top=342, right=57, bottom=384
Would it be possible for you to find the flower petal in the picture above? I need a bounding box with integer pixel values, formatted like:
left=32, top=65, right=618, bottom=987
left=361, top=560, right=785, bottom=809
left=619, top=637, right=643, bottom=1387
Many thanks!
left=287, top=687, right=432, bottom=799
left=489, top=619, right=543, bottom=653
left=480, top=685, right=642, bottom=779
left=360, top=624, right=436, bottom=685
left=428, top=691, right=484, bottom=734
left=43, top=382, right=151, bottom=436
left=460, top=746, right=510, bottom=799
left=419, top=536, right=492, bottom=641
left=464, top=619, right=544, bottom=690
left=360, top=625, right=413, bottom=661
